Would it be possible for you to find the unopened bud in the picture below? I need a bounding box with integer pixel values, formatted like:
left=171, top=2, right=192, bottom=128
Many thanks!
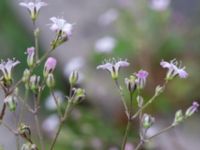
left=4, top=95, right=17, bottom=112
left=69, top=70, right=79, bottom=86
left=22, top=69, right=31, bottom=83
left=185, top=101, right=199, bottom=118
left=72, top=88, right=86, bottom=104
left=46, top=73, right=55, bottom=88
left=142, top=113, right=155, bottom=129
left=137, top=96, right=143, bottom=108
left=155, top=85, right=164, bottom=96
left=21, top=143, right=37, bottom=150
left=125, top=75, right=136, bottom=93
left=43, top=57, right=57, bottom=78
left=173, top=110, right=184, bottom=125
left=29, top=75, right=40, bottom=93
left=18, top=123, right=32, bottom=143
left=26, top=47, right=35, bottom=68
left=135, top=70, right=149, bottom=90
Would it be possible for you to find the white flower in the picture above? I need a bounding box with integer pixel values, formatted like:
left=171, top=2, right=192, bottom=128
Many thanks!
left=150, top=0, right=171, bottom=11
left=97, top=58, right=129, bottom=79
left=0, top=58, right=20, bottom=81
left=98, top=9, right=118, bottom=26
left=95, top=36, right=116, bottom=53
left=45, top=91, right=63, bottom=110
left=42, top=114, right=59, bottom=136
left=19, top=0, right=47, bottom=20
left=49, top=17, right=73, bottom=38
left=160, top=59, right=188, bottom=80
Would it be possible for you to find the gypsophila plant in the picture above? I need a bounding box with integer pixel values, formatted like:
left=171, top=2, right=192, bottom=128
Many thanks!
left=0, top=1, right=199, bottom=150
left=97, top=58, right=198, bottom=150
left=0, top=1, right=85, bottom=150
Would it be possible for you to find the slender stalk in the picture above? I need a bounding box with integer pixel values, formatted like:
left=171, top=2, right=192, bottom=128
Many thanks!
left=121, top=121, right=131, bottom=150
left=33, top=93, right=45, bottom=150
left=147, top=125, right=174, bottom=140
left=135, top=140, right=144, bottom=150
left=0, top=103, right=6, bottom=120
left=51, top=89, right=63, bottom=118
left=114, top=79, right=129, bottom=117
left=34, top=27, right=39, bottom=61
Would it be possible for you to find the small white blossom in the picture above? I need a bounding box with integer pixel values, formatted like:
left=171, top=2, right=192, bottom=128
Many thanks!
left=0, top=58, right=20, bottom=81
left=160, top=59, right=188, bottom=80
left=150, top=0, right=171, bottom=11
left=42, top=114, right=59, bottom=136
left=95, top=36, right=116, bottom=53
left=98, top=9, right=118, bottom=26
left=19, top=0, right=47, bottom=21
left=97, top=58, right=129, bottom=79
left=49, top=17, right=73, bottom=38
left=45, top=91, right=64, bottom=110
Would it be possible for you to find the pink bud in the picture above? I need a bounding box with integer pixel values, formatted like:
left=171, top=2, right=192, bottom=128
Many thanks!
left=44, top=57, right=57, bottom=77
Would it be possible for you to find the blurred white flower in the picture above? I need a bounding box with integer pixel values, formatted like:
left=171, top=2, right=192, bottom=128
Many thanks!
left=64, top=57, right=85, bottom=83
left=49, top=17, right=73, bottom=38
left=42, top=114, right=59, bottom=136
left=19, top=0, right=47, bottom=21
left=150, top=0, right=171, bottom=11
left=125, top=143, right=134, bottom=150
left=45, top=91, right=63, bottom=110
left=90, top=138, right=102, bottom=149
left=95, top=36, right=116, bottom=53
left=98, top=9, right=118, bottom=26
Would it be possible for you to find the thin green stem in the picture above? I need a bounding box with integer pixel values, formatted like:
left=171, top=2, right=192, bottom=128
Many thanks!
left=135, top=140, right=144, bottom=150
left=121, top=121, right=131, bottom=150
left=114, top=79, right=129, bottom=117
left=51, top=89, right=63, bottom=118
left=147, top=125, right=175, bottom=140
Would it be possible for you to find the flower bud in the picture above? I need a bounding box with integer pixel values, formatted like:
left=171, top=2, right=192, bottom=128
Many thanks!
left=135, top=70, right=149, bottom=90
left=18, top=123, right=32, bottom=143
left=43, top=57, right=57, bottom=78
left=46, top=73, right=55, bottom=88
left=137, top=96, right=143, bottom=108
left=21, top=143, right=37, bottom=150
left=142, top=113, right=155, bottom=129
left=22, top=69, right=31, bottom=83
left=173, top=110, right=184, bottom=125
left=185, top=101, right=199, bottom=118
left=72, top=88, right=86, bottom=104
left=69, top=70, right=79, bottom=86
left=155, top=85, right=164, bottom=96
left=125, top=75, right=136, bottom=93
left=29, top=75, right=40, bottom=93
left=4, top=95, right=17, bottom=112
left=26, top=47, right=35, bottom=68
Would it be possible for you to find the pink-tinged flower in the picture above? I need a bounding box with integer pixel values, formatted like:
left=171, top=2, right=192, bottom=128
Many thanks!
left=19, top=0, right=47, bottom=21
left=185, top=101, right=199, bottom=117
left=26, top=47, right=35, bottom=67
left=0, top=58, right=20, bottom=81
left=150, top=0, right=171, bottom=11
left=160, top=59, right=188, bottom=80
left=49, top=17, right=73, bottom=38
left=43, top=57, right=57, bottom=77
left=135, top=70, right=149, bottom=89
left=97, top=58, right=130, bottom=79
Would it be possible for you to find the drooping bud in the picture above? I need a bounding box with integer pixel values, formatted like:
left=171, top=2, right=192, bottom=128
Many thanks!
left=29, top=75, right=40, bottom=93
left=4, top=95, right=17, bottom=112
left=125, top=75, right=136, bottom=93
left=71, top=88, right=86, bottom=104
left=142, top=113, right=155, bottom=129
left=43, top=57, right=57, bottom=78
left=137, top=96, right=143, bottom=108
left=46, top=73, right=55, bottom=88
left=69, top=70, right=79, bottom=86
left=18, top=123, right=32, bottom=143
left=173, top=110, right=184, bottom=125
left=135, top=70, right=149, bottom=90
left=185, top=101, right=199, bottom=118
left=26, top=47, right=35, bottom=67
